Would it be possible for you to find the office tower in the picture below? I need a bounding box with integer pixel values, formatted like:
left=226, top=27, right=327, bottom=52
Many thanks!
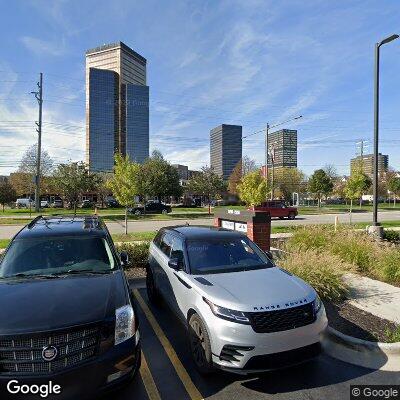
left=210, top=124, right=242, bottom=180
left=86, top=42, right=149, bottom=172
left=350, top=153, right=389, bottom=176
left=267, top=129, right=297, bottom=168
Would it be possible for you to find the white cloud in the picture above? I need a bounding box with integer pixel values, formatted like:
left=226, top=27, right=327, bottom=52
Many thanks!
left=20, top=36, right=66, bottom=57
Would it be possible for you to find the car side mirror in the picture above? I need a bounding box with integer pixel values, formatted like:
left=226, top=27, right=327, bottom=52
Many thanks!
left=120, top=251, right=129, bottom=266
left=168, top=258, right=182, bottom=271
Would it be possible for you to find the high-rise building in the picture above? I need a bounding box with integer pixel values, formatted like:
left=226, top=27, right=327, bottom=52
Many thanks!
left=267, top=129, right=297, bottom=168
left=210, top=124, right=242, bottom=180
left=350, top=153, right=388, bottom=176
left=172, top=164, right=189, bottom=181
left=86, top=42, right=149, bottom=172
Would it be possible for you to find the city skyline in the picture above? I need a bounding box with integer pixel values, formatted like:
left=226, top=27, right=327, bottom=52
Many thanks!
left=0, top=1, right=400, bottom=176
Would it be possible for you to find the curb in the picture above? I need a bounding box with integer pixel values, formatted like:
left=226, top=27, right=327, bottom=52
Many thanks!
left=322, top=326, right=400, bottom=371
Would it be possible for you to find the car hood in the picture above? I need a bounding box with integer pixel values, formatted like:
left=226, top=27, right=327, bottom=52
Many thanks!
left=191, top=267, right=315, bottom=312
left=0, top=271, right=127, bottom=335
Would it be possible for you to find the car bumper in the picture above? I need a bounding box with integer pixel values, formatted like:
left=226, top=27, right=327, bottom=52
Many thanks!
left=207, top=305, right=328, bottom=373
left=0, top=331, right=141, bottom=400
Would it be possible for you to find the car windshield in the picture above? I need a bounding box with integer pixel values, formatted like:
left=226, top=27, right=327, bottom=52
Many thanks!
left=0, top=236, right=116, bottom=279
left=186, top=237, right=274, bottom=275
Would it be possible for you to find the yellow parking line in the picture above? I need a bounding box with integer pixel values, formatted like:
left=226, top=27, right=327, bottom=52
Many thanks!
left=134, top=289, right=204, bottom=400
left=140, top=350, right=162, bottom=400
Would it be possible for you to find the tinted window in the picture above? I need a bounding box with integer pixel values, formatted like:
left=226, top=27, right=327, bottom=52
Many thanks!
left=154, top=231, right=164, bottom=248
left=160, top=233, right=173, bottom=256
left=171, top=237, right=186, bottom=268
left=186, top=237, right=273, bottom=275
left=0, top=236, right=115, bottom=278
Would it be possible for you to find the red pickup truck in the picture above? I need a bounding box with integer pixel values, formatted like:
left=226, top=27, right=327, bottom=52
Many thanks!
left=250, top=200, right=298, bottom=219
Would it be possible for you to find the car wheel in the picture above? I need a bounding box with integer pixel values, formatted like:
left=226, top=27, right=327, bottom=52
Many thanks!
left=188, top=313, right=214, bottom=375
left=134, top=209, right=142, bottom=216
left=288, top=212, right=296, bottom=220
left=279, top=216, right=284, bottom=220
left=146, top=268, right=161, bottom=305
left=161, top=209, right=168, bottom=215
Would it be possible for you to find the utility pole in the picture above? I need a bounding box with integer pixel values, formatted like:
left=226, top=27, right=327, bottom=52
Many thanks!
left=264, top=123, right=269, bottom=199
left=270, top=146, right=275, bottom=200
left=31, top=73, right=43, bottom=213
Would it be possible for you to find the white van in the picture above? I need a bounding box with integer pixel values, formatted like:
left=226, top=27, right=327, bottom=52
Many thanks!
left=15, top=198, right=34, bottom=209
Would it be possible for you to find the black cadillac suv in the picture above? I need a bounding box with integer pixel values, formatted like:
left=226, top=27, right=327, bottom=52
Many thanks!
left=0, top=216, right=141, bottom=399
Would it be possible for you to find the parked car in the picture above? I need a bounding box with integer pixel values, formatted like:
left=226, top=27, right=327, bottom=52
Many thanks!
left=251, top=200, right=298, bottom=219
left=105, top=198, right=120, bottom=208
left=50, top=199, right=63, bottom=208
left=129, top=202, right=172, bottom=215
left=0, top=215, right=141, bottom=398
left=15, top=198, right=34, bottom=209
left=147, top=226, right=327, bottom=374
left=79, top=199, right=94, bottom=209
left=40, top=200, right=49, bottom=208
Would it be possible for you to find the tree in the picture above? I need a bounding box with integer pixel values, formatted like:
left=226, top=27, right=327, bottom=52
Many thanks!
left=0, top=181, right=16, bottom=211
left=344, top=168, right=372, bottom=220
left=53, top=162, right=101, bottom=214
left=107, top=155, right=143, bottom=234
left=237, top=171, right=268, bottom=207
left=18, top=144, right=53, bottom=176
left=228, top=156, right=258, bottom=195
left=186, top=166, right=226, bottom=214
left=142, top=150, right=183, bottom=201
left=308, top=169, right=334, bottom=207
left=323, top=164, right=338, bottom=181
left=273, top=167, right=305, bottom=203
left=387, top=175, right=400, bottom=207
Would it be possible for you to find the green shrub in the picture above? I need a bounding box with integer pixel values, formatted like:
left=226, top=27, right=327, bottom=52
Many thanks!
left=383, top=229, right=400, bottom=243
left=329, top=230, right=376, bottom=274
left=376, top=249, right=400, bottom=285
left=287, top=225, right=331, bottom=251
left=279, top=250, right=350, bottom=302
left=115, top=242, right=150, bottom=269
left=384, top=325, right=400, bottom=343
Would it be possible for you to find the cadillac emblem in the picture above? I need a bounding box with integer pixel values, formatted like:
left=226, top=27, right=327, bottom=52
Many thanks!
left=42, top=345, right=58, bottom=362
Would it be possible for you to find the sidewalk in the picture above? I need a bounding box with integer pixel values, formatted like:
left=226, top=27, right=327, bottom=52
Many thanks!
left=343, top=273, right=400, bottom=324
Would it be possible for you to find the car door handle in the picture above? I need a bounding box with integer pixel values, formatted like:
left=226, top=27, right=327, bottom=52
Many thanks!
left=173, top=273, right=192, bottom=289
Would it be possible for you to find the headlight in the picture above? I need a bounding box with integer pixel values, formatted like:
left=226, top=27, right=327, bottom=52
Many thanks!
left=313, top=294, right=322, bottom=313
left=115, top=305, right=135, bottom=346
left=203, top=297, right=249, bottom=324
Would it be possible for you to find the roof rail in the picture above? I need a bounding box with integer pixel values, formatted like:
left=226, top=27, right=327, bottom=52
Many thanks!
left=27, top=215, right=43, bottom=229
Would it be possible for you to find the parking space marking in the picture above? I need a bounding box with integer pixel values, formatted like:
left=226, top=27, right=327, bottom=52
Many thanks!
left=134, top=289, right=204, bottom=400
left=140, top=350, right=162, bottom=400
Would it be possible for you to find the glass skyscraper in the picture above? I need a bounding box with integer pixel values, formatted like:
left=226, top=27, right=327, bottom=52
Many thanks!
left=86, top=42, right=149, bottom=172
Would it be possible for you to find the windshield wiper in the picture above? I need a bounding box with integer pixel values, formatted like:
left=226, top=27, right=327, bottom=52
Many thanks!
left=4, top=273, right=59, bottom=279
left=62, top=269, right=111, bottom=275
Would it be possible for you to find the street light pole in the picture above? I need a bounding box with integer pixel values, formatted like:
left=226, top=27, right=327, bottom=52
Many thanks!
left=264, top=123, right=269, bottom=197
left=372, top=34, right=398, bottom=229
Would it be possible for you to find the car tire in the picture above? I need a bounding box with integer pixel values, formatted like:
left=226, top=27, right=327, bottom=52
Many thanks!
left=288, top=212, right=296, bottom=220
left=188, top=313, right=214, bottom=375
left=134, top=210, right=142, bottom=216
left=161, top=209, right=168, bottom=215
left=279, top=216, right=284, bottom=220
left=146, top=268, right=161, bottom=305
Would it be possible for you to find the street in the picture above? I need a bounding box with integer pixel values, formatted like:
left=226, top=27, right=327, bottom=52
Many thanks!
left=1, top=210, right=400, bottom=239
left=112, top=281, right=400, bottom=400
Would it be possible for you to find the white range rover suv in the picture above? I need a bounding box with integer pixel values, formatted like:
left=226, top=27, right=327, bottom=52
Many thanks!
left=147, top=226, right=328, bottom=374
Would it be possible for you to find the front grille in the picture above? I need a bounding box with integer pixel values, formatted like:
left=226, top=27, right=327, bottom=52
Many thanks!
left=247, top=303, right=315, bottom=333
left=0, top=325, right=100, bottom=375
left=244, top=342, right=321, bottom=370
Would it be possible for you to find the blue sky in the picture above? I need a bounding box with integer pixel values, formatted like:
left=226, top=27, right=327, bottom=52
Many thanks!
left=0, top=0, right=399, bottom=176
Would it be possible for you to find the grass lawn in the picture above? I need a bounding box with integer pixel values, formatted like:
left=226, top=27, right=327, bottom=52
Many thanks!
left=0, top=239, right=10, bottom=249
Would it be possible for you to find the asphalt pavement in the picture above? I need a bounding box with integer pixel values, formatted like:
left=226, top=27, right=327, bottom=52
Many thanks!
left=111, top=280, right=400, bottom=400
left=1, top=210, right=400, bottom=239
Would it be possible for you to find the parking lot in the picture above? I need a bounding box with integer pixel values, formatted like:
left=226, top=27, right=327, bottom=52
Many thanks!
left=112, top=280, right=400, bottom=400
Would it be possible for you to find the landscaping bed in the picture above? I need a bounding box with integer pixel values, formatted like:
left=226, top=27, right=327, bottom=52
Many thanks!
left=324, top=300, right=399, bottom=342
